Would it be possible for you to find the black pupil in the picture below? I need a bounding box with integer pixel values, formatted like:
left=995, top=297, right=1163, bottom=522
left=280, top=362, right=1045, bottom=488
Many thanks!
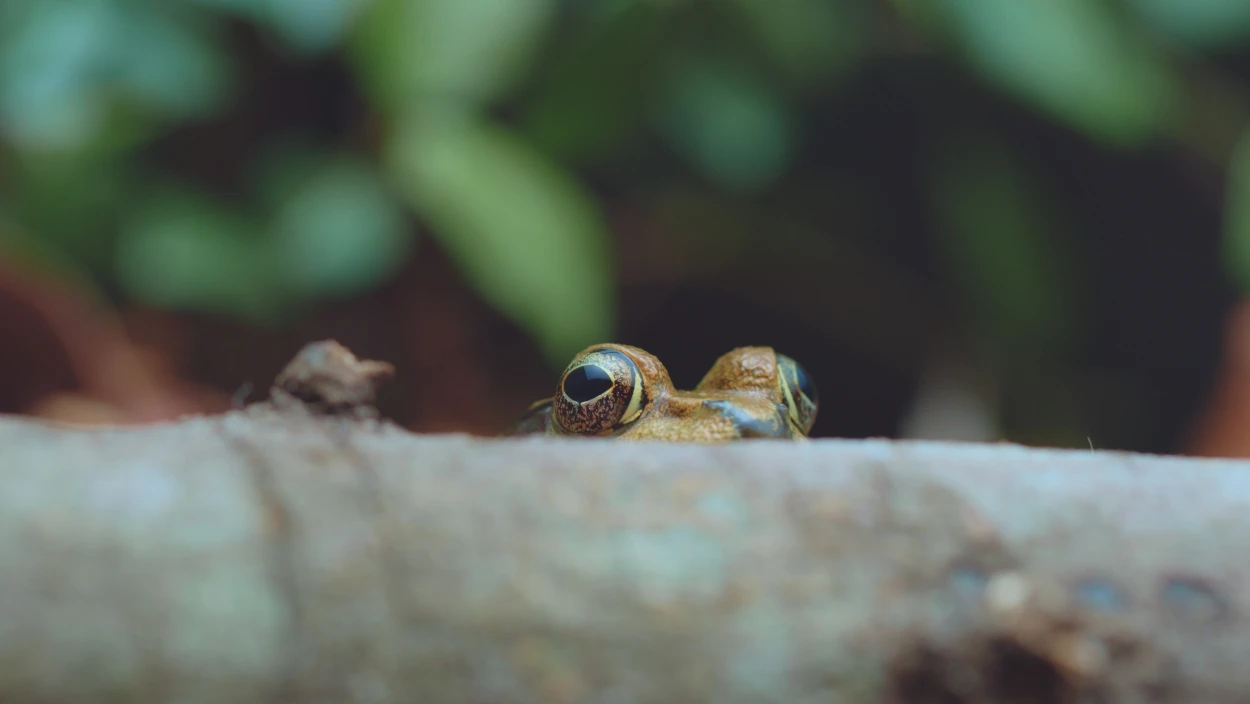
left=564, top=364, right=614, bottom=403
left=795, top=365, right=818, bottom=406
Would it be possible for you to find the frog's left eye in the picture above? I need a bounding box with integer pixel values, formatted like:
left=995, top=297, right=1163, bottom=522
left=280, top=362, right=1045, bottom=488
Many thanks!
left=553, top=348, right=646, bottom=435
left=777, top=354, right=818, bottom=435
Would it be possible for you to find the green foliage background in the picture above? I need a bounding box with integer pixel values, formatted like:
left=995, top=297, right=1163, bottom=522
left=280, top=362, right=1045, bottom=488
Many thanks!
left=3, top=0, right=1250, bottom=446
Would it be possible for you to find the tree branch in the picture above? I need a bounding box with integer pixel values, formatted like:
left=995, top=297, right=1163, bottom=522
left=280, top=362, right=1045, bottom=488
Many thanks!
left=0, top=411, right=1245, bottom=703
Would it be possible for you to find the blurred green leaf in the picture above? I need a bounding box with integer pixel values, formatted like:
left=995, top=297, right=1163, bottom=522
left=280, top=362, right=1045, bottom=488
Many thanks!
left=187, top=0, right=365, bottom=52
left=521, top=0, right=671, bottom=164
left=388, top=109, right=614, bottom=365
left=268, top=155, right=414, bottom=299
left=0, top=209, right=97, bottom=287
left=724, top=0, right=861, bottom=92
left=1222, top=127, right=1250, bottom=292
left=262, top=0, right=364, bottom=53
left=0, top=1, right=230, bottom=152
left=4, top=151, right=131, bottom=275
left=110, top=9, right=231, bottom=117
left=349, top=0, right=556, bottom=109
left=929, top=137, right=1081, bottom=358
left=0, top=0, right=112, bottom=150
left=248, top=137, right=329, bottom=210
left=182, top=0, right=256, bottom=14
left=914, top=0, right=1178, bottom=147
left=115, top=188, right=281, bottom=321
left=654, top=54, right=795, bottom=191
left=1129, top=0, right=1250, bottom=50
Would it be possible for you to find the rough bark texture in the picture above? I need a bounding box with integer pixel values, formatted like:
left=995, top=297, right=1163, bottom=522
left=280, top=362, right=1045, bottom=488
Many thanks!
left=0, top=411, right=1246, bottom=703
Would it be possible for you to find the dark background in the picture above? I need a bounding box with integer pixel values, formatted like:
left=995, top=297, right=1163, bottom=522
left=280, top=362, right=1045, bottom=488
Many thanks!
left=2, top=0, right=1248, bottom=454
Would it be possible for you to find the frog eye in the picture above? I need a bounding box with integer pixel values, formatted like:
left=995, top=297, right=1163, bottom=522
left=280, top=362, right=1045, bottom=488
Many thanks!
left=776, top=354, right=818, bottom=435
left=553, top=348, right=647, bottom=435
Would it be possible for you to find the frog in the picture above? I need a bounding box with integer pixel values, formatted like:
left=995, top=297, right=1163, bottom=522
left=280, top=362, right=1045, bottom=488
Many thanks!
left=509, top=344, right=818, bottom=441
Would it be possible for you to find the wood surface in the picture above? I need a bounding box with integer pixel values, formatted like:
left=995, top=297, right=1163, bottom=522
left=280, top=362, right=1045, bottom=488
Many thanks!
left=0, top=410, right=1245, bottom=703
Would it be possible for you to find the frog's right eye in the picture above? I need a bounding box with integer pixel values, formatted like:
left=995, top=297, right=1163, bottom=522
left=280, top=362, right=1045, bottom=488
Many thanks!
left=553, top=348, right=646, bottom=435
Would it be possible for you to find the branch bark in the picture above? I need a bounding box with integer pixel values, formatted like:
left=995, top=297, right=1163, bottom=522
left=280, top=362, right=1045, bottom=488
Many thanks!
left=0, top=411, right=1245, bottom=703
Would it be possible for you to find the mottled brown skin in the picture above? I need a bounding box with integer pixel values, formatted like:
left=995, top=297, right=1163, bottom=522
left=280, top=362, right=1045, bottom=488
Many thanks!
left=510, top=344, right=818, bottom=442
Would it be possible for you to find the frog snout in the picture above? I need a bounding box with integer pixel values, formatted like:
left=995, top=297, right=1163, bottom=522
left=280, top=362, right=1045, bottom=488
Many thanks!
left=701, top=400, right=792, bottom=439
